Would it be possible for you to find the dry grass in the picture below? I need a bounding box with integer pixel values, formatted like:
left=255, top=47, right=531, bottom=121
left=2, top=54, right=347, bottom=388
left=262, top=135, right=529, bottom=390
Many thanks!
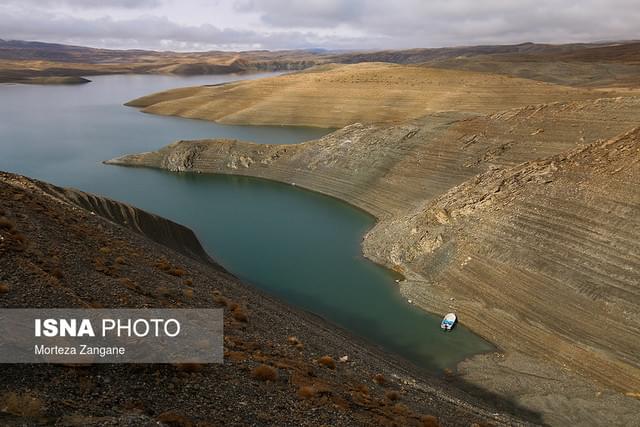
left=50, top=267, right=64, bottom=279
left=421, top=415, right=441, bottom=427
left=156, top=286, right=172, bottom=298
left=317, top=355, right=336, bottom=369
left=156, top=410, right=194, bottom=427
left=168, top=267, right=187, bottom=277
left=0, top=216, right=15, bottom=231
left=115, top=256, right=126, bottom=265
left=373, top=373, right=386, bottom=386
left=354, top=384, right=369, bottom=395
left=231, top=306, right=248, bottom=323
left=182, top=288, right=194, bottom=299
left=183, top=278, right=193, bottom=286
left=287, top=336, right=304, bottom=349
left=118, top=277, right=140, bottom=291
left=175, top=363, right=204, bottom=373
left=297, top=385, right=316, bottom=399
left=392, top=403, right=409, bottom=415
left=385, top=390, right=400, bottom=401
left=155, top=258, right=171, bottom=271
left=250, top=364, right=278, bottom=382
left=0, top=392, right=43, bottom=417
left=0, top=283, right=9, bottom=294
left=213, top=294, right=229, bottom=307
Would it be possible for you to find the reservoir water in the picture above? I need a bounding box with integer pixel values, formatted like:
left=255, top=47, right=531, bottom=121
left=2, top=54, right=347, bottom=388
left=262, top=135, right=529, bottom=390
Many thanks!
left=0, top=74, right=492, bottom=370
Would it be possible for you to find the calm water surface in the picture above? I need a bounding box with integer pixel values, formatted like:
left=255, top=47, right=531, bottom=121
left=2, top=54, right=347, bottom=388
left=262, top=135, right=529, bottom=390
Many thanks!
left=0, top=74, right=492, bottom=370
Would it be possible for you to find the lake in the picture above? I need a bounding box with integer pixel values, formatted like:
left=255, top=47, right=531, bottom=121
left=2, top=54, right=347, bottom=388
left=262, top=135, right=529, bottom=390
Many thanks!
left=0, top=74, right=492, bottom=370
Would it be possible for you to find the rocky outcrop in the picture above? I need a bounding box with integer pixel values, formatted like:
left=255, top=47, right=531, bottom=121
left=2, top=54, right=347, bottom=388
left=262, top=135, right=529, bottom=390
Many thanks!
left=35, top=181, right=215, bottom=266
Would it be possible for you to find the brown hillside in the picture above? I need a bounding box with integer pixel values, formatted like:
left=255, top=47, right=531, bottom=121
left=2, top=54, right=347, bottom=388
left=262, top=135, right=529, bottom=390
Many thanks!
left=125, top=62, right=616, bottom=128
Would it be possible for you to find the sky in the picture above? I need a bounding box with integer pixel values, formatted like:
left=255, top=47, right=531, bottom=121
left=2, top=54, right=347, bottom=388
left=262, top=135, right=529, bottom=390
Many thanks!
left=0, top=0, right=638, bottom=51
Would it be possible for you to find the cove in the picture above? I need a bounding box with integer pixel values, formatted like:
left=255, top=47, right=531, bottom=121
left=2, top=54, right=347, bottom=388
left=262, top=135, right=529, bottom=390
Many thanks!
left=0, top=74, right=493, bottom=371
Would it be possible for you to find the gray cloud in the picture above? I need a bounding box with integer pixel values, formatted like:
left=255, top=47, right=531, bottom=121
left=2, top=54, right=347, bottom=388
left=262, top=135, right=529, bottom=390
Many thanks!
left=0, top=0, right=639, bottom=51
left=0, top=7, right=365, bottom=51
left=6, top=0, right=162, bottom=9
left=240, top=0, right=640, bottom=46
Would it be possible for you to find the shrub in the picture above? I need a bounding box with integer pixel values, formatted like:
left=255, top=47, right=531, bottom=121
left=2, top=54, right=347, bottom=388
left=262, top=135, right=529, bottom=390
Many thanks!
left=392, top=403, right=409, bottom=415
left=155, top=259, right=171, bottom=271
left=0, top=392, right=43, bottom=417
left=385, top=390, right=400, bottom=401
left=213, top=293, right=229, bottom=307
left=99, top=247, right=111, bottom=255
left=373, top=373, right=386, bottom=386
left=250, top=364, right=278, bottom=382
left=118, top=278, right=140, bottom=291
left=51, top=267, right=64, bottom=279
left=232, top=307, right=248, bottom=323
left=287, top=336, right=301, bottom=346
left=156, top=286, right=172, bottom=298
left=287, top=336, right=303, bottom=349
left=297, top=385, right=316, bottom=399
left=421, top=415, right=440, bottom=427
left=317, top=356, right=336, bottom=369
left=354, top=384, right=369, bottom=395
left=115, top=256, right=126, bottom=265
left=182, top=288, right=194, bottom=299
left=183, top=279, right=193, bottom=286
left=0, top=216, right=15, bottom=231
left=156, top=411, right=193, bottom=427
left=0, top=283, right=9, bottom=294
left=168, top=267, right=186, bottom=277
left=175, top=363, right=203, bottom=373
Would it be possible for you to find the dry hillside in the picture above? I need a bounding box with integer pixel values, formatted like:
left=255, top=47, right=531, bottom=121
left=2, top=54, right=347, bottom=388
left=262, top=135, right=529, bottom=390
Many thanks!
left=125, top=63, right=619, bottom=127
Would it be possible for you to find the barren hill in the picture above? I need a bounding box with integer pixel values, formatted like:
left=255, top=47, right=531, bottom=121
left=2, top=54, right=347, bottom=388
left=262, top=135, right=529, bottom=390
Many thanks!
left=125, top=62, right=618, bottom=128
left=3, top=39, right=639, bottom=87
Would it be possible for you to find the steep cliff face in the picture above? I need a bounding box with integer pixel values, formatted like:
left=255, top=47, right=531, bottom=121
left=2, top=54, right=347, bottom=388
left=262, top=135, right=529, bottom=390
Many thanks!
left=34, top=182, right=216, bottom=267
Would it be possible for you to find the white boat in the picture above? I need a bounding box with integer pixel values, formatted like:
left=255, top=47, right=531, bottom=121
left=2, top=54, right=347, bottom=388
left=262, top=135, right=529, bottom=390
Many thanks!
left=441, top=313, right=457, bottom=331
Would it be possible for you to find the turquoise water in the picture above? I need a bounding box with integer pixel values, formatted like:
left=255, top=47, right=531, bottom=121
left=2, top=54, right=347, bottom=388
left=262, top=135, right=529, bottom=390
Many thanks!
left=0, top=74, right=492, bottom=370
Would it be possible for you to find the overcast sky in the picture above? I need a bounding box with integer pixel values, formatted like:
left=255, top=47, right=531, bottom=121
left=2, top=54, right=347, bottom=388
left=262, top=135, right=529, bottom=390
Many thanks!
left=1, top=0, right=638, bottom=51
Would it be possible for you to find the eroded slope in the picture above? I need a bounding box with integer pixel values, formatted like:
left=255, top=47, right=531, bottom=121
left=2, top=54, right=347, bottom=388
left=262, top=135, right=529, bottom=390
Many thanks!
left=365, top=128, right=640, bottom=394
left=110, top=97, right=640, bottom=219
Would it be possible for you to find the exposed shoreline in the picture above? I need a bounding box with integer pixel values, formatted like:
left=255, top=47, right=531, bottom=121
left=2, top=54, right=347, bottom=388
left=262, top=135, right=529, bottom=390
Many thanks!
left=106, top=96, right=640, bottom=425
left=0, top=171, right=534, bottom=425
